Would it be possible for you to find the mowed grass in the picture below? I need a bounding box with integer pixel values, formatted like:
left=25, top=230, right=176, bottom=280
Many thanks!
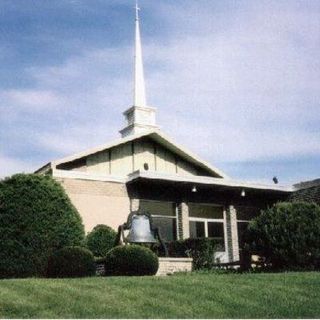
left=0, top=272, right=319, bottom=318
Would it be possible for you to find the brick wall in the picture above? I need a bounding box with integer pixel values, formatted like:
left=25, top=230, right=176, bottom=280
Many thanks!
left=177, top=202, right=189, bottom=240
left=226, top=205, right=239, bottom=262
left=55, top=177, right=131, bottom=232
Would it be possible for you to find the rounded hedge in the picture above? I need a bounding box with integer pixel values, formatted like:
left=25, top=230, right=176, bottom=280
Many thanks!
left=0, top=174, right=85, bottom=278
left=86, top=224, right=117, bottom=257
left=47, top=246, right=96, bottom=278
left=247, top=201, right=320, bottom=270
left=104, top=245, right=159, bottom=276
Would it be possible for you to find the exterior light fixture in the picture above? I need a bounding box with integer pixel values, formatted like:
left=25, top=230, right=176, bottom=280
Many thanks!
left=192, top=185, right=197, bottom=193
left=241, top=189, right=246, bottom=197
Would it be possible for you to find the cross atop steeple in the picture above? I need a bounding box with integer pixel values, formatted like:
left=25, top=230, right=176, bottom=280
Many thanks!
left=120, top=1, right=159, bottom=138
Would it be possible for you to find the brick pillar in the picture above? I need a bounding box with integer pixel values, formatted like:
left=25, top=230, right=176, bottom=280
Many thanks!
left=226, top=205, right=239, bottom=262
left=177, top=202, right=190, bottom=240
left=130, top=198, right=140, bottom=212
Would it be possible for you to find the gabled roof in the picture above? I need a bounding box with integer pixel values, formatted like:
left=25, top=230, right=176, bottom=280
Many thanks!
left=43, top=129, right=228, bottom=178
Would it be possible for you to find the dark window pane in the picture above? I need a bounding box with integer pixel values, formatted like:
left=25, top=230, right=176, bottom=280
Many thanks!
left=152, top=217, right=177, bottom=242
left=236, top=206, right=260, bottom=221
left=189, top=221, right=205, bottom=238
left=140, top=200, right=175, bottom=217
left=237, top=221, right=249, bottom=249
left=208, top=222, right=225, bottom=250
left=189, top=203, right=223, bottom=219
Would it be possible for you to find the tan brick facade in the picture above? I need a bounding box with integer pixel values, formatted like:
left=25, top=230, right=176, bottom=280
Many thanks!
left=55, top=177, right=131, bottom=233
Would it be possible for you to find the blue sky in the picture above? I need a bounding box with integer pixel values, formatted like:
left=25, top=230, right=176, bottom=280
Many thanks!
left=0, top=0, right=319, bottom=185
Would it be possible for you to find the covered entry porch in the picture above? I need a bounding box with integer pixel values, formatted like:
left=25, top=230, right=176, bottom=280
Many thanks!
left=126, top=170, right=290, bottom=263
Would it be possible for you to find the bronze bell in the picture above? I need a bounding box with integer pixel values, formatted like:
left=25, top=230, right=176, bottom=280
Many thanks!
left=126, top=214, right=157, bottom=243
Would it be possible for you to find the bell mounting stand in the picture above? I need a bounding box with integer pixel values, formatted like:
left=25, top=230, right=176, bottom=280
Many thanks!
left=115, top=210, right=169, bottom=257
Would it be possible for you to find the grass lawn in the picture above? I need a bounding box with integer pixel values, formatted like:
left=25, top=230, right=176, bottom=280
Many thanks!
left=0, top=272, right=319, bottom=318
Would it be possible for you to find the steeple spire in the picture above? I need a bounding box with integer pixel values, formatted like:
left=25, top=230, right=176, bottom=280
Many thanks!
left=134, top=1, right=147, bottom=106
left=119, top=1, right=159, bottom=138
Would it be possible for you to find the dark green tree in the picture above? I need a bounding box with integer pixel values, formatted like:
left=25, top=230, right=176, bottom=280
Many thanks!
left=247, top=201, right=320, bottom=269
left=0, top=174, right=85, bottom=278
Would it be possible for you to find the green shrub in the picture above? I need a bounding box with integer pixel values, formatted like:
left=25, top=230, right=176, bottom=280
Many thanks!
left=0, top=174, right=85, bottom=278
left=104, top=245, right=159, bottom=276
left=184, top=238, right=216, bottom=270
left=86, top=224, right=117, bottom=257
left=165, top=238, right=216, bottom=270
left=247, top=201, right=320, bottom=270
left=47, top=246, right=96, bottom=278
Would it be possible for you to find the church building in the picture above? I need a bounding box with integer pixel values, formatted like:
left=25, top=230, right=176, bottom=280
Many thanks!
left=36, top=4, right=292, bottom=263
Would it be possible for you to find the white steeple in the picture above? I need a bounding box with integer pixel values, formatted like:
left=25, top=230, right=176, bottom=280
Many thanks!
left=120, top=1, right=159, bottom=138
left=134, top=1, right=147, bottom=107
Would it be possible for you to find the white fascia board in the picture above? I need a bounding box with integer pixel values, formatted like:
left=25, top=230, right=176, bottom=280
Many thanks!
left=127, top=170, right=294, bottom=192
left=53, top=169, right=126, bottom=183
left=51, top=129, right=227, bottom=179
left=52, top=169, right=293, bottom=192
left=34, top=162, right=52, bottom=174
left=150, top=130, right=229, bottom=178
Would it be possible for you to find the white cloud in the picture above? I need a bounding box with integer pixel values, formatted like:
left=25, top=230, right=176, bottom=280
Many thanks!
left=1, top=0, right=319, bottom=182
left=0, top=155, right=34, bottom=179
left=1, top=89, right=65, bottom=111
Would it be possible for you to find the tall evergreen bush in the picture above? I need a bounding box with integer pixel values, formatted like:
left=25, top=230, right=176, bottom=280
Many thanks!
left=0, top=174, right=85, bottom=278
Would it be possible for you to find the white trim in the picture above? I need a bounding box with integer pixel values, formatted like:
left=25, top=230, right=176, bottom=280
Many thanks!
left=52, top=131, right=154, bottom=167
left=49, top=130, right=228, bottom=179
left=53, top=169, right=126, bottom=183
left=189, top=218, right=226, bottom=251
left=52, top=168, right=293, bottom=193
left=127, top=170, right=293, bottom=192
left=189, top=217, right=224, bottom=223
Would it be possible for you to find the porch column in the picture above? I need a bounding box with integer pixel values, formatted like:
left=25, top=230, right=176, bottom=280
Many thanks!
left=226, top=205, right=240, bottom=262
left=177, top=202, right=190, bottom=240
left=130, top=198, right=140, bottom=212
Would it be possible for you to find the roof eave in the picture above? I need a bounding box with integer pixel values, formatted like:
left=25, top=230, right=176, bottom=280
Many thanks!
left=127, top=170, right=294, bottom=193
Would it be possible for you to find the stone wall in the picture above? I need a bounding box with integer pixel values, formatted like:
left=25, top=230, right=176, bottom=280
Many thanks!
left=156, top=257, right=193, bottom=276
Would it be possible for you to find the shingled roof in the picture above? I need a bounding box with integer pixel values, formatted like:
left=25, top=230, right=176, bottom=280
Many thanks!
left=290, top=179, right=320, bottom=205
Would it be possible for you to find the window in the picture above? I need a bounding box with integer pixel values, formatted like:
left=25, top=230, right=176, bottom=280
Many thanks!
left=237, top=221, right=249, bottom=249
left=152, top=217, right=177, bottom=242
left=190, top=221, right=205, bottom=238
left=189, top=203, right=226, bottom=251
left=139, top=200, right=177, bottom=242
left=189, top=203, right=224, bottom=219
left=236, top=206, right=259, bottom=249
